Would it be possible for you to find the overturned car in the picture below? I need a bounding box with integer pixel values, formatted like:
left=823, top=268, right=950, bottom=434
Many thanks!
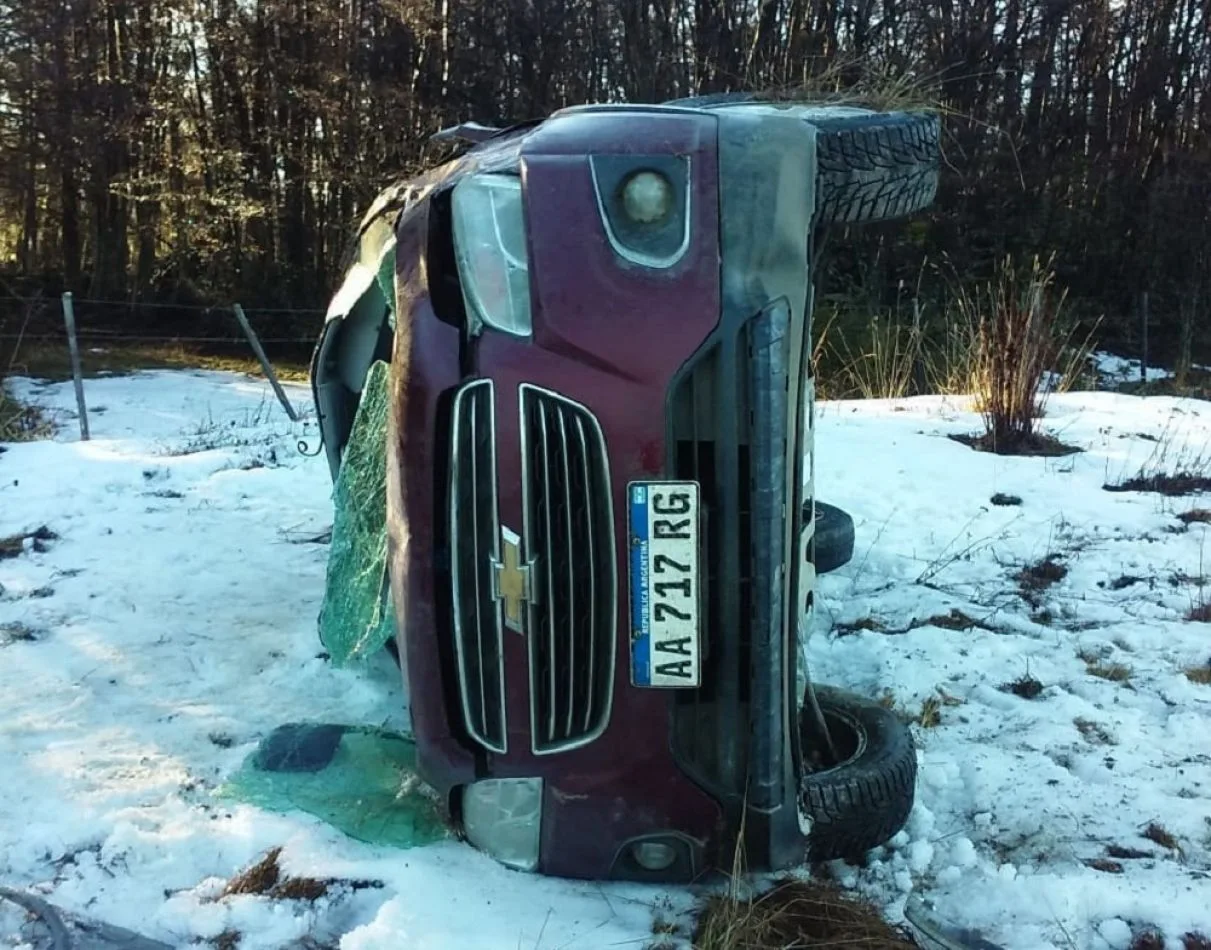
left=310, top=96, right=939, bottom=881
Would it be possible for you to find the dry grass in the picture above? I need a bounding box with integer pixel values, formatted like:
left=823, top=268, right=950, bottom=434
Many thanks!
left=825, top=312, right=923, bottom=400
left=1141, top=822, right=1182, bottom=854
left=1001, top=673, right=1044, bottom=699
left=212, top=931, right=241, bottom=950
left=1084, top=857, right=1125, bottom=874
left=692, top=877, right=918, bottom=950
left=0, top=379, right=53, bottom=441
left=1105, top=423, right=1211, bottom=497
left=1018, top=555, right=1068, bottom=593
left=1187, top=603, right=1211, bottom=623
left=4, top=340, right=310, bottom=383
left=757, top=57, right=941, bottom=114
left=1178, top=509, right=1211, bottom=525
left=1106, top=844, right=1152, bottom=860
left=220, top=847, right=334, bottom=902
left=1184, top=663, right=1211, bottom=685
left=1074, top=717, right=1115, bottom=745
left=1077, top=647, right=1132, bottom=684
left=915, top=696, right=942, bottom=729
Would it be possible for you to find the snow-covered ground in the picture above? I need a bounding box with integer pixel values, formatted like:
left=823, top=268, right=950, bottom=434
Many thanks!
left=3, top=369, right=1210, bottom=949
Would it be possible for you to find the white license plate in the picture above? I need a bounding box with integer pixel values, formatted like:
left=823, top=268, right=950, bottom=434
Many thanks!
left=628, top=481, right=701, bottom=688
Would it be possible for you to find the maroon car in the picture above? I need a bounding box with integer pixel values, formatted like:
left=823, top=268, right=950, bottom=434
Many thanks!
left=312, top=97, right=939, bottom=881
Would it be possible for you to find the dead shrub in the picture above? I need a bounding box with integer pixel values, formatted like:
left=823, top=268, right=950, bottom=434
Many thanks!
left=948, top=255, right=1087, bottom=456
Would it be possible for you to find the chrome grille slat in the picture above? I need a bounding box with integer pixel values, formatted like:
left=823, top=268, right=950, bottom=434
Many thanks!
left=576, top=415, right=596, bottom=732
left=449, top=380, right=507, bottom=754
left=557, top=409, right=576, bottom=738
left=520, top=385, right=616, bottom=755
left=537, top=405, right=557, bottom=741
left=469, top=403, right=489, bottom=732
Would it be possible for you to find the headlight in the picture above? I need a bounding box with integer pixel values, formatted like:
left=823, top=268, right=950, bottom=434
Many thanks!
left=461, top=778, right=543, bottom=871
left=451, top=174, right=532, bottom=337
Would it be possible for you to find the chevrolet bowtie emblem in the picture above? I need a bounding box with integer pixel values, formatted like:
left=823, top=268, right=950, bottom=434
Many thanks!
left=492, top=527, right=533, bottom=633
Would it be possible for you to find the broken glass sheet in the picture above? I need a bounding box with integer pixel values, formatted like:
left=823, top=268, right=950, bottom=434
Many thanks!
left=318, top=359, right=394, bottom=664
left=218, top=723, right=451, bottom=850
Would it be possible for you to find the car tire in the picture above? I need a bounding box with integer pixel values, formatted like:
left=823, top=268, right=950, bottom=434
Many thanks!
left=798, top=685, right=918, bottom=862
left=811, top=111, right=940, bottom=224
left=661, top=94, right=939, bottom=225
left=813, top=501, right=855, bottom=575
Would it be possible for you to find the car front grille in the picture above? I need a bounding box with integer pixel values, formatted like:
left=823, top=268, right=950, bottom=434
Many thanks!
left=666, top=305, right=795, bottom=801
left=520, top=384, right=617, bottom=755
left=449, top=379, right=508, bottom=754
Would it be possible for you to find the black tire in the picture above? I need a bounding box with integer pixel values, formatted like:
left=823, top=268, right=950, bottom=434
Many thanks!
left=799, top=685, right=917, bottom=861
left=661, top=95, right=940, bottom=225
left=812, top=501, right=855, bottom=575
left=811, top=112, right=940, bottom=224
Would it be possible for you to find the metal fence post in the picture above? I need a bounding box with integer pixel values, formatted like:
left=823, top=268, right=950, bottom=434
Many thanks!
left=232, top=303, right=299, bottom=421
left=60, top=292, right=89, bottom=440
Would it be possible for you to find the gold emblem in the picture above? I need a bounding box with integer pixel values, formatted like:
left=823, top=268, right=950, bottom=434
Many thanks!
left=493, top=527, right=532, bottom=633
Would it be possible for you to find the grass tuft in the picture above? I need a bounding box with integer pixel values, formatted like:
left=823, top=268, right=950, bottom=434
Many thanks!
left=1105, top=422, right=1211, bottom=497
left=1080, top=652, right=1133, bottom=683
left=0, top=379, right=53, bottom=442
left=1083, top=857, right=1124, bottom=874
left=1184, top=663, right=1211, bottom=685
left=916, top=696, right=942, bottom=728
left=223, top=848, right=283, bottom=897
left=1106, top=844, right=1152, bottom=860
left=1131, top=930, right=1167, bottom=950
left=825, top=312, right=923, bottom=400
left=211, top=931, right=241, bottom=950
left=1141, top=822, right=1182, bottom=853
left=1018, top=556, right=1069, bottom=592
left=1178, top=509, right=1211, bottom=525
left=220, top=846, right=336, bottom=902
left=691, top=876, right=918, bottom=950
left=1001, top=673, right=1044, bottom=699
left=1074, top=717, right=1115, bottom=745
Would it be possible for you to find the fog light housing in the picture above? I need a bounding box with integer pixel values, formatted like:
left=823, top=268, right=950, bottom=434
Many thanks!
left=621, top=171, right=673, bottom=224
left=631, top=840, right=677, bottom=871
left=461, top=778, right=543, bottom=871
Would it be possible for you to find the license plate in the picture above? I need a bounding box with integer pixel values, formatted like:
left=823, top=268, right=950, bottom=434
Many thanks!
left=628, top=481, right=701, bottom=688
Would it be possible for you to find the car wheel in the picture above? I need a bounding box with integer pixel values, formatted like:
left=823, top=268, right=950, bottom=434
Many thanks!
left=811, top=111, right=940, bottom=224
left=661, top=95, right=940, bottom=225
left=813, top=501, right=855, bottom=575
left=798, top=685, right=918, bottom=862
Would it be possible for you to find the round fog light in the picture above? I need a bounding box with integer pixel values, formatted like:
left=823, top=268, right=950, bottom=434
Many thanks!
left=631, top=840, right=677, bottom=871
left=621, top=171, right=673, bottom=224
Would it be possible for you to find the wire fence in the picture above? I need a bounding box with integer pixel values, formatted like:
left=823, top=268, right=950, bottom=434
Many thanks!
left=0, top=293, right=325, bottom=347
